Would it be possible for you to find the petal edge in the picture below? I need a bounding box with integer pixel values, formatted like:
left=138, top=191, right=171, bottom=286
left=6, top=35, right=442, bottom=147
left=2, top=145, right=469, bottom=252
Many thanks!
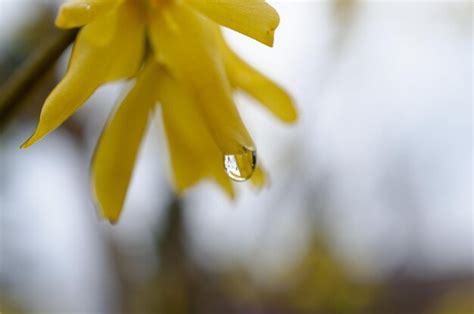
left=186, top=0, right=280, bottom=47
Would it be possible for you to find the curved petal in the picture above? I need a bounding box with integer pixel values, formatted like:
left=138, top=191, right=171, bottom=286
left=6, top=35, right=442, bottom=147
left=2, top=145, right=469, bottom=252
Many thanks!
left=55, top=0, right=122, bottom=29
left=156, top=67, right=235, bottom=198
left=217, top=31, right=297, bottom=123
left=22, top=1, right=145, bottom=149
left=149, top=3, right=254, bottom=155
left=91, top=60, right=159, bottom=223
left=250, top=165, right=268, bottom=189
left=186, top=0, right=279, bottom=47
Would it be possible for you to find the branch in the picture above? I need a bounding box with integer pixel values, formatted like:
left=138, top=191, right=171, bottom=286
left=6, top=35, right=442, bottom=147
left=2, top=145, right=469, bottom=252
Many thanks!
left=0, top=28, right=78, bottom=130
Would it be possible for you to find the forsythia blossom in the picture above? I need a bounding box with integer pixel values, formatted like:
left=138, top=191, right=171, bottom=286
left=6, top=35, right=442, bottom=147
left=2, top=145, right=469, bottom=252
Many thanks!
left=22, top=0, right=297, bottom=223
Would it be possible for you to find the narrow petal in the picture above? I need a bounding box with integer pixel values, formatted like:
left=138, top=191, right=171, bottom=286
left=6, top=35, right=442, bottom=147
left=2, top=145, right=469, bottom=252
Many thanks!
left=92, top=60, right=160, bottom=224
left=250, top=165, right=268, bottom=189
left=22, top=1, right=145, bottom=149
left=217, top=31, right=297, bottom=123
left=186, top=0, right=279, bottom=47
left=55, top=0, right=121, bottom=29
left=156, top=67, right=235, bottom=198
left=149, top=3, right=254, bottom=155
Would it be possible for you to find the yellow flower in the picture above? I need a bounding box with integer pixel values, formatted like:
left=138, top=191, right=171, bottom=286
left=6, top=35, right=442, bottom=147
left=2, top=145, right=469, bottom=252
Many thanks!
left=22, top=0, right=297, bottom=223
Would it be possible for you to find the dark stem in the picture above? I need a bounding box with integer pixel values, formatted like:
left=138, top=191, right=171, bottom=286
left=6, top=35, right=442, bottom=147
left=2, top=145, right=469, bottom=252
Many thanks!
left=0, top=28, right=78, bottom=130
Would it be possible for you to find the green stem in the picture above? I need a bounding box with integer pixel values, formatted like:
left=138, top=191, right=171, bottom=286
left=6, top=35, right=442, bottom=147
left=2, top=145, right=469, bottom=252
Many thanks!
left=0, top=29, right=78, bottom=130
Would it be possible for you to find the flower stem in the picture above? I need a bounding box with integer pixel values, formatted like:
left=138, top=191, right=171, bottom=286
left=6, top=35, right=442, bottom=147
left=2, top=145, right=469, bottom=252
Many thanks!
left=0, top=29, right=78, bottom=130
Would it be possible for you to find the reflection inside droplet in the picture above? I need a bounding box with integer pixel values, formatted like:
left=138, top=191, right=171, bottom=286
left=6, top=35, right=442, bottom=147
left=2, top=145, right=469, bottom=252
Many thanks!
left=223, top=148, right=257, bottom=182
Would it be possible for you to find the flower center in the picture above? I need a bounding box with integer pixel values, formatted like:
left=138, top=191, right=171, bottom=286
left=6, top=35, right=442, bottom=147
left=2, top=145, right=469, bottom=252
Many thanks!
left=147, top=0, right=175, bottom=8
left=132, top=0, right=175, bottom=20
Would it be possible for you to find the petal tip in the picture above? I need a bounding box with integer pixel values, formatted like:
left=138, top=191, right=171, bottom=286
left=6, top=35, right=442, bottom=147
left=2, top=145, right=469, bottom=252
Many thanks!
left=20, top=142, right=30, bottom=150
left=55, top=16, right=68, bottom=29
left=265, top=4, right=280, bottom=47
left=271, top=95, right=298, bottom=124
left=226, top=188, right=236, bottom=200
left=55, top=5, right=82, bottom=29
left=95, top=199, right=122, bottom=225
left=265, top=32, right=275, bottom=47
left=106, top=216, right=120, bottom=225
left=288, top=103, right=299, bottom=123
left=285, top=108, right=299, bottom=124
left=20, top=131, right=41, bottom=149
left=91, top=182, right=124, bottom=225
left=98, top=209, right=120, bottom=224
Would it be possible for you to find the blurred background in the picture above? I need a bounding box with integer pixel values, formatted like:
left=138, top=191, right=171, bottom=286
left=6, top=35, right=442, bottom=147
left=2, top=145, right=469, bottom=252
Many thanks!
left=0, top=1, right=472, bottom=313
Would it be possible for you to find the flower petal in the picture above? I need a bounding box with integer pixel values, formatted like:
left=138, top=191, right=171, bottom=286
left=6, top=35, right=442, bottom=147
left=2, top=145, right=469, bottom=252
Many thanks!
left=149, top=3, right=254, bottom=155
left=250, top=165, right=268, bottom=189
left=91, top=60, right=159, bottom=224
left=156, top=67, right=235, bottom=198
left=217, top=31, right=298, bottom=123
left=186, top=0, right=279, bottom=47
left=22, top=1, right=145, bottom=149
left=55, top=0, right=122, bottom=29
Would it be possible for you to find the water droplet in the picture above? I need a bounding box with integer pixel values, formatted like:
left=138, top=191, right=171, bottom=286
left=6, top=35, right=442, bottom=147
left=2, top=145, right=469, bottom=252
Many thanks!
left=223, top=148, right=257, bottom=182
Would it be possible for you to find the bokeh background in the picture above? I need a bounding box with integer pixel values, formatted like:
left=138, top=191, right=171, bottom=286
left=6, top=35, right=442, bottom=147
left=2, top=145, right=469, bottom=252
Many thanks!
left=0, top=1, right=472, bottom=313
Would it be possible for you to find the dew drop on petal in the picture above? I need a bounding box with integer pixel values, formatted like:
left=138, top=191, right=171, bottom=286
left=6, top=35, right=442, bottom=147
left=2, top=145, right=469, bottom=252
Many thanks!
left=223, top=148, right=257, bottom=182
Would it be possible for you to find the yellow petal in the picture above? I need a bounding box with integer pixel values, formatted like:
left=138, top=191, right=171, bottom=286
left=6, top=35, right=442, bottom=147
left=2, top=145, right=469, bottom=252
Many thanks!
left=55, top=0, right=122, bottom=29
left=217, top=31, right=297, bottom=123
left=156, top=66, right=235, bottom=198
left=186, top=0, right=279, bottom=47
left=250, top=165, right=268, bottom=189
left=91, top=60, right=160, bottom=224
left=22, top=1, right=145, bottom=149
left=149, top=3, right=254, bottom=155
